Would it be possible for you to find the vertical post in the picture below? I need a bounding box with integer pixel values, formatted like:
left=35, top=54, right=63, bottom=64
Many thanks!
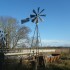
left=36, top=23, right=39, bottom=56
left=36, top=23, right=39, bottom=70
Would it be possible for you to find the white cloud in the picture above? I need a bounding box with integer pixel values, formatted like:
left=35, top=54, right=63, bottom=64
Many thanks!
left=17, top=39, right=70, bottom=47
left=41, top=39, right=70, bottom=46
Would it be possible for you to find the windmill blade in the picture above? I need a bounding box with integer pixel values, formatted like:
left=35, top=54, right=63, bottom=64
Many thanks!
left=40, top=14, right=46, bottom=17
left=38, top=7, right=40, bottom=13
left=33, top=9, right=37, bottom=15
left=31, top=17, right=37, bottom=23
left=39, top=17, right=43, bottom=22
left=30, top=14, right=36, bottom=18
left=39, top=9, right=45, bottom=14
left=21, top=18, right=30, bottom=24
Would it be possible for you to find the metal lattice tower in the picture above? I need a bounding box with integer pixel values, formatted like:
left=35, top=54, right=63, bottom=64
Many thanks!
left=30, top=7, right=46, bottom=70
left=30, top=7, right=46, bottom=56
left=21, top=7, right=46, bottom=70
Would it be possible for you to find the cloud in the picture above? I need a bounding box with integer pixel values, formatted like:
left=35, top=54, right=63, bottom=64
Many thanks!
left=41, top=39, right=70, bottom=46
left=17, top=39, right=70, bottom=47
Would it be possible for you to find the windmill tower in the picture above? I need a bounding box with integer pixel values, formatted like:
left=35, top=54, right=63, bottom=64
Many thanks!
left=30, top=7, right=46, bottom=56
left=30, top=8, right=46, bottom=70
left=21, top=7, right=46, bottom=70
left=21, top=7, right=46, bottom=56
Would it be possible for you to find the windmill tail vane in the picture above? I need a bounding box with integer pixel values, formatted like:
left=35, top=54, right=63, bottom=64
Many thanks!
left=21, top=18, right=30, bottom=24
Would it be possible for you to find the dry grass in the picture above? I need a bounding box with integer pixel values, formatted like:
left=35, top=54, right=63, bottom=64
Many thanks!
left=1, top=52, right=70, bottom=70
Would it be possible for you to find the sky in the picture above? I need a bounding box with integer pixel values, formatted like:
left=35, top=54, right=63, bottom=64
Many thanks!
left=0, top=0, right=70, bottom=46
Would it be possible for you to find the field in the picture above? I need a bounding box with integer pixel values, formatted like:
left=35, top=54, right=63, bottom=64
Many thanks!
left=1, top=50, right=70, bottom=70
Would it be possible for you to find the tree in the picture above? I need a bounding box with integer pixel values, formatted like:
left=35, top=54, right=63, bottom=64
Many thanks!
left=0, top=28, right=6, bottom=48
left=0, top=16, right=18, bottom=48
left=12, top=26, right=31, bottom=48
left=0, top=16, right=31, bottom=48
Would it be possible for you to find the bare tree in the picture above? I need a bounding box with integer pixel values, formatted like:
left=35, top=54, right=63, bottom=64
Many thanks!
left=0, top=16, right=31, bottom=48
left=12, top=26, right=31, bottom=48
left=0, top=16, right=18, bottom=48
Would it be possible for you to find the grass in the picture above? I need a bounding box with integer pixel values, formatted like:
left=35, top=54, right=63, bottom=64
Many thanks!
left=1, top=52, right=70, bottom=70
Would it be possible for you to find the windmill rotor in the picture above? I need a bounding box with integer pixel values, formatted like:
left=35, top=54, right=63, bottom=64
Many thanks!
left=30, top=7, right=46, bottom=24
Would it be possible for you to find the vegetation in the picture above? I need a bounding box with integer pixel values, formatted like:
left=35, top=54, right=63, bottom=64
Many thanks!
left=0, top=51, right=69, bottom=70
left=0, top=16, right=31, bottom=48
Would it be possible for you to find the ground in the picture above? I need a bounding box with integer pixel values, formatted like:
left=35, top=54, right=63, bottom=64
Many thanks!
left=1, top=52, right=70, bottom=70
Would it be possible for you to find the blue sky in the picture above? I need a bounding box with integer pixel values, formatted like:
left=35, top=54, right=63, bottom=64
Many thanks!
left=0, top=0, right=70, bottom=46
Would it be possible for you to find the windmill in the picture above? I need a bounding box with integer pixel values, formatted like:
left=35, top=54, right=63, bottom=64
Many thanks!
left=21, top=7, right=46, bottom=54
left=21, top=7, right=46, bottom=69
left=30, top=7, right=46, bottom=55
